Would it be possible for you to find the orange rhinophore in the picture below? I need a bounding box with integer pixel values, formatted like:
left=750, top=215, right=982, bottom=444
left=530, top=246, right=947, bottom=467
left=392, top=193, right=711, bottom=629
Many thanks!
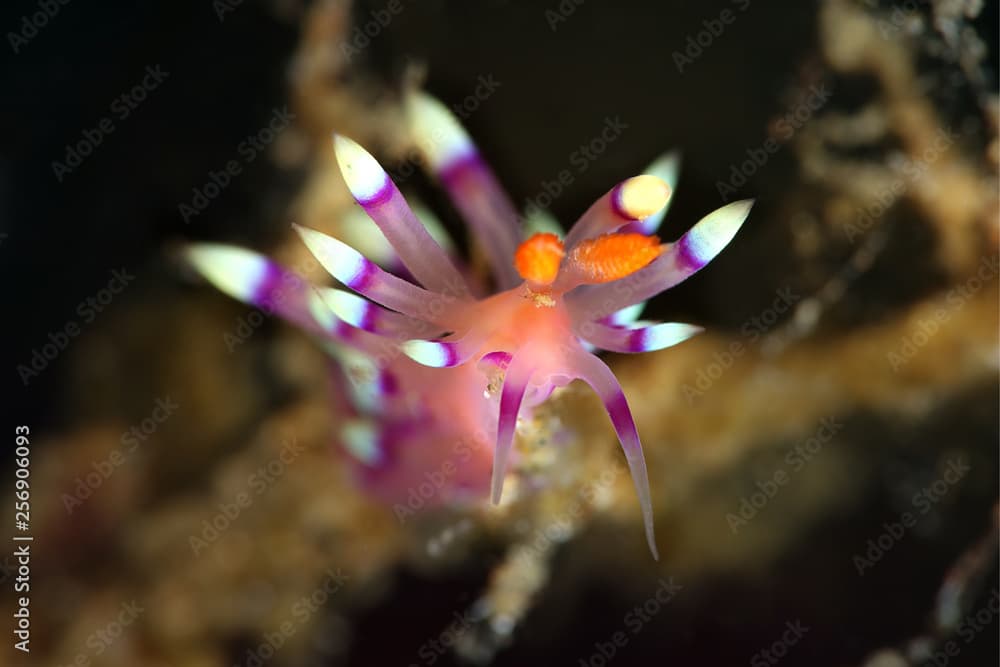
left=568, top=232, right=664, bottom=284
left=514, top=232, right=565, bottom=285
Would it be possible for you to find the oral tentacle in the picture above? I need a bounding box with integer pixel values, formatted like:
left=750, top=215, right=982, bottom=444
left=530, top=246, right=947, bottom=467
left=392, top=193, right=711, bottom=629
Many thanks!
left=566, top=199, right=754, bottom=321
left=293, top=224, right=459, bottom=325
left=406, top=92, right=523, bottom=289
left=567, top=347, right=658, bottom=559
left=333, top=134, right=470, bottom=297
left=491, top=350, right=536, bottom=504
left=563, top=175, right=671, bottom=250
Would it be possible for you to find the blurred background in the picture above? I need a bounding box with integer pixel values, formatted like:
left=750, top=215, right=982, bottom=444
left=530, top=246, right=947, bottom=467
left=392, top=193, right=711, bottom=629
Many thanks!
left=3, top=0, right=998, bottom=665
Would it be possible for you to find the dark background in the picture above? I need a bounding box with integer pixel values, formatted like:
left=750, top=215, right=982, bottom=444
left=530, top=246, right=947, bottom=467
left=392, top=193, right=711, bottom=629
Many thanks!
left=2, top=1, right=997, bottom=666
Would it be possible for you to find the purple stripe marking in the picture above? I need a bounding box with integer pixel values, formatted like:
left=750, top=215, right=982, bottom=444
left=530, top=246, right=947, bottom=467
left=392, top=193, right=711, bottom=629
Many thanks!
left=674, top=236, right=707, bottom=273
left=619, top=220, right=646, bottom=235
left=355, top=431, right=391, bottom=476
left=358, top=302, right=377, bottom=332
left=356, top=174, right=394, bottom=208
left=250, top=262, right=285, bottom=310
left=609, top=183, right=638, bottom=222
left=627, top=328, right=647, bottom=353
left=444, top=342, right=461, bottom=367
left=334, top=319, right=360, bottom=341
left=378, top=369, right=399, bottom=396
left=605, top=391, right=638, bottom=442
left=346, top=258, right=378, bottom=291
left=356, top=416, right=431, bottom=478
left=480, top=350, right=512, bottom=370
left=438, top=152, right=487, bottom=190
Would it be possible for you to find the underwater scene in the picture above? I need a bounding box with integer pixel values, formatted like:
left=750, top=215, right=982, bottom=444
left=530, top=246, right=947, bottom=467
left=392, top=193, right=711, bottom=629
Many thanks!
left=5, top=1, right=999, bottom=665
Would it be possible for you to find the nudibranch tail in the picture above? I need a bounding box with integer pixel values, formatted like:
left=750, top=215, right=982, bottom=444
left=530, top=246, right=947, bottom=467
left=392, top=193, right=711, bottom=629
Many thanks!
left=333, top=134, right=470, bottom=297
left=406, top=92, right=522, bottom=289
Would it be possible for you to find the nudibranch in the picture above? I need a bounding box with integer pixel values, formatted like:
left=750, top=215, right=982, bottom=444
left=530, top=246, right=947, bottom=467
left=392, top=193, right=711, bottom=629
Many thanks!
left=185, top=93, right=753, bottom=558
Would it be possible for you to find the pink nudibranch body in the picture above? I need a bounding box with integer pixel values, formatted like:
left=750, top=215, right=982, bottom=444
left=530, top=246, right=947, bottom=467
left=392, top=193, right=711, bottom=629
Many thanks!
left=184, top=92, right=754, bottom=559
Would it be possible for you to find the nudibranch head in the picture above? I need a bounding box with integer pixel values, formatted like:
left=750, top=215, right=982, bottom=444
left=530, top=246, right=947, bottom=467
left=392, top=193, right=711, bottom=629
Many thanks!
left=184, top=90, right=754, bottom=559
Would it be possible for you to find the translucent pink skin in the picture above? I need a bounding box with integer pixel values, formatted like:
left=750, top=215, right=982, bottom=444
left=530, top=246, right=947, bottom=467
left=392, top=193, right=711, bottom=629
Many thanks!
left=184, top=106, right=753, bottom=558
